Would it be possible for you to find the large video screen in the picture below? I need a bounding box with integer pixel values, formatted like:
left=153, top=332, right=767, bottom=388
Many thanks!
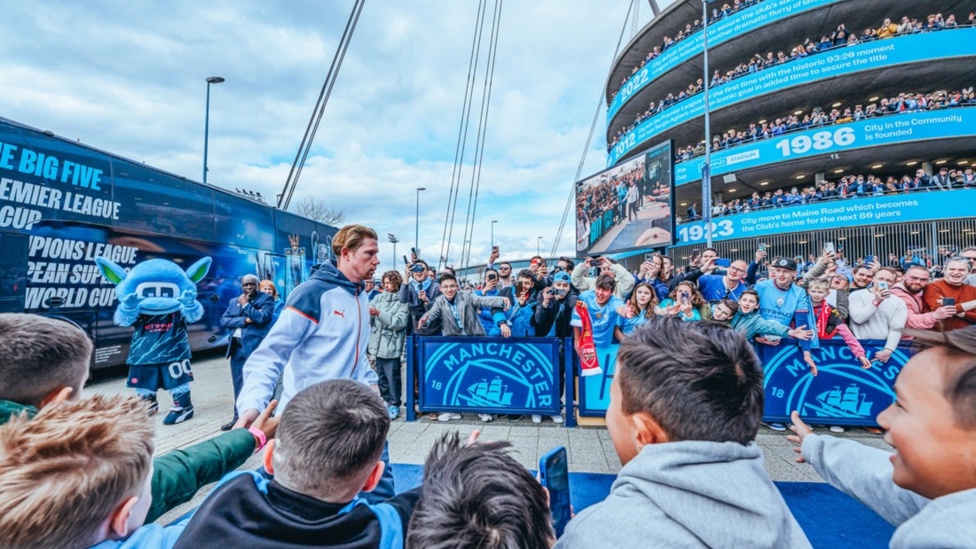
left=576, top=140, right=673, bottom=255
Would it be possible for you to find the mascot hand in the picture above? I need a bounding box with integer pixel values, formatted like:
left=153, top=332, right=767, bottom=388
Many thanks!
left=180, top=289, right=198, bottom=308
left=121, top=292, right=141, bottom=309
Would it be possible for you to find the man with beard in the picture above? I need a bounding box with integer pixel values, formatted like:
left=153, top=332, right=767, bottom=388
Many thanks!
left=923, top=256, right=976, bottom=330
left=891, top=266, right=958, bottom=335
left=218, top=274, right=275, bottom=430
left=754, top=257, right=819, bottom=374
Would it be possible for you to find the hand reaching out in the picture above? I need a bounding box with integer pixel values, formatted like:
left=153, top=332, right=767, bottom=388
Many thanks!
left=786, top=411, right=813, bottom=463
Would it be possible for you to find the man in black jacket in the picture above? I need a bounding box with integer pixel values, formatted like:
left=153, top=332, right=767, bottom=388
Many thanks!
left=531, top=272, right=578, bottom=424
left=219, top=274, right=275, bottom=430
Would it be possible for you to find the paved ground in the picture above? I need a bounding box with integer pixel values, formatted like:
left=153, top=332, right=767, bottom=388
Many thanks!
left=87, top=354, right=893, bottom=524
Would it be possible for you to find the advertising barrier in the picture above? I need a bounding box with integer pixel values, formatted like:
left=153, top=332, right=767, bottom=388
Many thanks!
left=574, top=338, right=909, bottom=426
left=758, top=338, right=911, bottom=425
left=608, top=28, right=976, bottom=165
left=406, top=336, right=575, bottom=425
left=676, top=187, right=976, bottom=246
left=674, top=108, right=976, bottom=187
left=608, top=0, right=839, bottom=121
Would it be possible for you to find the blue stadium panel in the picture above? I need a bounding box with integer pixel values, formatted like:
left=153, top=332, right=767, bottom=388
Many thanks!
left=608, top=28, right=976, bottom=166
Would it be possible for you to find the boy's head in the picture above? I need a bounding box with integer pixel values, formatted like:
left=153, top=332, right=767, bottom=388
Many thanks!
left=806, top=278, right=830, bottom=304
left=710, top=299, right=739, bottom=322
left=267, top=380, right=390, bottom=503
left=608, top=317, right=763, bottom=465
left=0, top=394, right=154, bottom=549
left=0, top=313, right=93, bottom=408
left=877, top=327, right=976, bottom=500
left=407, top=433, right=554, bottom=549
left=737, top=289, right=759, bottom=314
left=438, top=273, right=459, bottom=300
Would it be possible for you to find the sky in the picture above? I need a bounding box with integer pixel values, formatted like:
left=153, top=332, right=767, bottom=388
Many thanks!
left=1, top=0, right=667, bottom=268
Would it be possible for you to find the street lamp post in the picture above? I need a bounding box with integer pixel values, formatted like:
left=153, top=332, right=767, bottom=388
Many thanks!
left=388, top=233, right=399, bottom=271
left=202, top=76, right=225, bottom=184
left=700, top=0, right=714, bottom=247
left=415, top=187, right=426, bottom=253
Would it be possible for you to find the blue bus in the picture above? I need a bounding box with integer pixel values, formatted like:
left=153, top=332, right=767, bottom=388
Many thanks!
left=0, top=117, right=337, bottom=369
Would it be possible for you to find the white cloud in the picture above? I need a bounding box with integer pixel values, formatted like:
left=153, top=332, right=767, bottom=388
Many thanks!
left=1, top=0, right=669, bottom=271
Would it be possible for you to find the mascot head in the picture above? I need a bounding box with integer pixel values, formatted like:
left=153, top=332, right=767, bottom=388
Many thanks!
left=96, top=257, right=211, bottom=315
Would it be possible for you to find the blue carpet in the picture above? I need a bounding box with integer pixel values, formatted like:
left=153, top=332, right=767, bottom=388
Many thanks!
left=391, top=464, right=894, bottom=548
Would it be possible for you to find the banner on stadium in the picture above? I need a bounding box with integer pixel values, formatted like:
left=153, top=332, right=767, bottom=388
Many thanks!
left=676, top=187, right=976, bottom=246
left=409, top=336, right=564, bottom=416
left=675, top=109, right=976, bottom=186
left=608, top=0, right=838, bottom=121
left=608, top=28, right=976, bottom=165
left=758, top=338, right=912, bottom=426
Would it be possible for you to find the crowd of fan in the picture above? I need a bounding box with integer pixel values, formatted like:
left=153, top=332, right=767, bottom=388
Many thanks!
left=681, top=166, right=976, bottom=222
left=609, top=12, right=974, bottom=152
left=611, top=0, right=764, bottom=98
left=672, top=86, right=976, bottom=163
left=1, top=239, right=976, bottom=546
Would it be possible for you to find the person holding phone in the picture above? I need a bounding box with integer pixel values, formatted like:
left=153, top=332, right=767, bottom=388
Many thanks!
left=656, top=281, right=708, bottom=321
left=891, top=265, right=959, bottom=337
left=571, top=256, right=635, bottom=300
left=923, top=256, right=976, bottom=330
left=533, top=272, right=578, bottom=425
left=398, top=259, right=441, bottom=335
left=474, top=267, right=504, bottom=336
left=848, top=267, right=907, bottom=364
left=668, top=247, right=721, bottom=292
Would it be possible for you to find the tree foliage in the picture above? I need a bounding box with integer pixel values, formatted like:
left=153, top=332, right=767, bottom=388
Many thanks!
left=294, top=197, right=345, bottom=226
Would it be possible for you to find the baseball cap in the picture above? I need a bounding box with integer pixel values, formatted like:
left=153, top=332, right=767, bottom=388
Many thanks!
left=771, top=257, right=798, bottom=271
left=409, top=264, right=426, bottom=273
left=553, top=272, right=571, bottom=283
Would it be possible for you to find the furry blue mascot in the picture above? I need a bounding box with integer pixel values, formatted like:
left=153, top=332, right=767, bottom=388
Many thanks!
left=96, top=256, right=211, bottom=425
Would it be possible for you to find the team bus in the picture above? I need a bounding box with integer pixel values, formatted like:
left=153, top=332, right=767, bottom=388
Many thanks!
left=0, top=117, right=337, bottom=369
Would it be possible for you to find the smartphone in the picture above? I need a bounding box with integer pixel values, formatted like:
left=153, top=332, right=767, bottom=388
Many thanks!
left=644, top=253, right=655, bottom=263
left=403, top=254, right=409, bottom=265
left=680, top=294, right=690, bottom=306
left=865, top=255, right=876, bottom=265
left=715, top=258, right=731, bottom=268
left=486, top=272, right=497, bottom=282
left=824, top=242, right=835, bottom=254
left=758, top=243, right=767, bottom=252
left=591, top=254, right=603, bottom=262
left=411, top=247, right=418, bottom=255
left=878, top=281, right=889, bottom=291
left=690, top=248, right=701, bottom=258
left=492, top=245, right=499, bottom=254
left=539, top=446, right=571, bottom=538
left=944, top=297, right=956, bottom=307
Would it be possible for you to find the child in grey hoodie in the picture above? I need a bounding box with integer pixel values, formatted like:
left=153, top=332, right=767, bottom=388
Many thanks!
left=788, top=326, right=976, bottom=548
left=556, top=317, right=811, bottom=548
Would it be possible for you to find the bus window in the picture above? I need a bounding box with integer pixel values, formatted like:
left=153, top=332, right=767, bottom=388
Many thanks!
left=113, top=164, right=215, bottom=242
